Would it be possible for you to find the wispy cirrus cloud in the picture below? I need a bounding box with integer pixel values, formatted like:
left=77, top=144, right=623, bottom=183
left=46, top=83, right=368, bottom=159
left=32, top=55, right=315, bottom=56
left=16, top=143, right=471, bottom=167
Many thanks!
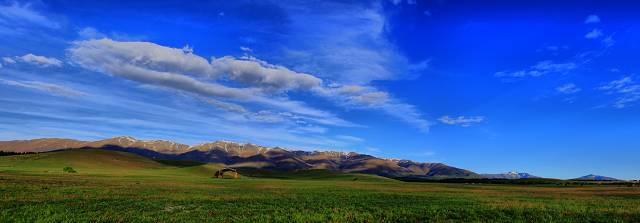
left=438, top=116, right=485, bottom=127
left=316, top=84, right=431, bottom=131
left=0, top=79, right=86, bottom=97
left=496, top=15, right=614, bottom=80
left=556, top=83, right=581, bottom=94
left=495, top=60, right=577, bottom=78
left=277, top=1, right=428, bottom=85
left=597, top=76, right=640, bottom=108
left=0, top=2, right=60, bottom=29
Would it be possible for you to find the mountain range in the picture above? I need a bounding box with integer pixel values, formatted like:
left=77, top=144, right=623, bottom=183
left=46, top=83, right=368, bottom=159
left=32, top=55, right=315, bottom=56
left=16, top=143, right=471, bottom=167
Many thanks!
left=0, top=136, right=478, bottom=179
left=481, top=171, right=540, bottom=179
left=573, top=174, right=620, bottom=181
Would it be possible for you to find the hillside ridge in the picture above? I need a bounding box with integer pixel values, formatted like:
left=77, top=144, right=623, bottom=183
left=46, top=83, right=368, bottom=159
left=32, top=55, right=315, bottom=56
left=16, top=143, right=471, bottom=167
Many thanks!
left=0, top=136, right=479, bottom=179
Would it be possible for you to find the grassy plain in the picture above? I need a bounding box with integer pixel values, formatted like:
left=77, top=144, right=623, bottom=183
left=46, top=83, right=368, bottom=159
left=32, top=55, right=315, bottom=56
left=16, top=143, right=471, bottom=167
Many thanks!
left=0, top=149, right=639, bottom=222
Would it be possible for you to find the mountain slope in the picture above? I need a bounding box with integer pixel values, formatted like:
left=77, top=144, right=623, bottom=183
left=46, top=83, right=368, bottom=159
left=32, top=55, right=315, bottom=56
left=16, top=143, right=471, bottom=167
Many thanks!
left=0, top=149, right=177, bottom=175
left=573, top=174, right=619, bottom=181
left=481, top=171, right=540, bottom=179
left=0, top=137, right=479, bottom=179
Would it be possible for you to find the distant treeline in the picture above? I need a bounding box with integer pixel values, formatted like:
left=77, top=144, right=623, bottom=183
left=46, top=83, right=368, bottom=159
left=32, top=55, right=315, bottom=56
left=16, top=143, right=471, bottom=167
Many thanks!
left=396, top=177, right=640, bottom=186
left=0, top=151, right=37, bottom=156
left=397, top=177, right=563, bottom=185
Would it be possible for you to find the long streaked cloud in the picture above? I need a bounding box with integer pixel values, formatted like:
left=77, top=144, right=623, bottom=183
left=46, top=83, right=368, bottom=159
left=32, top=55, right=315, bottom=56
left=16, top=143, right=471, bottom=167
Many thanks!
left=316, top=84, right=431, bottom=131
left=0, top=79, right=87, bottom=97
left=66, top=38, right=356, bottom=128
left=68, top=38, right=215, bottom=77
left=211, top=56, right=322, bottom=91
left=67, top=38, right=430, bottom=131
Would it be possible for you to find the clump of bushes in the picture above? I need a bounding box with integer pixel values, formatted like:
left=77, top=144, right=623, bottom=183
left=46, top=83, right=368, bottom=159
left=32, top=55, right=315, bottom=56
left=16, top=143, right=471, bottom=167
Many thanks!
left=63, top=166, right=77, bottom=173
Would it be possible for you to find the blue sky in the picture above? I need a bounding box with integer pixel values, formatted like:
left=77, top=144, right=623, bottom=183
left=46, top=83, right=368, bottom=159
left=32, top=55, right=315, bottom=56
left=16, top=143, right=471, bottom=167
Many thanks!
left=1, top=0, right=639, bottom=179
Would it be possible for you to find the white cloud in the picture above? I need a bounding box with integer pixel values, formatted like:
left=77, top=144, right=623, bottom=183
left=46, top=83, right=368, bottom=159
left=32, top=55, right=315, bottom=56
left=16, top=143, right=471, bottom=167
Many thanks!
left=67, top=38, right=356, bottom=128
left=211, top=56, right=322, bottom=91
left=336, top=135, right=364, bottom=142
left=279, top=3, right=427, bottom=84
left=585, top=28, right=603, bottom=39
left=495, top=60, right=576, bottom=78
left=584, top=14, right=600, bottom=24
left=67, top=38, right=431, bottom=132
left=597, top=76, right=640, bottom=108
left=2, top=57, right=16, bottom=64
left=17, top=54, right=62, bottom=67
left=0, top=79, right=87, bottom=97
left=438, top=116, right=485, bottom=127
left=77, top=27, right=107, bottom=40
left=556, top=83, right=581, bottom=94
left=202, top=98, right=247, bottom=113
left=0, top=2, right=59, bottom=29
left=68, top=38, right=215, bottom=77
left=316, top=84, right=431, bottom=131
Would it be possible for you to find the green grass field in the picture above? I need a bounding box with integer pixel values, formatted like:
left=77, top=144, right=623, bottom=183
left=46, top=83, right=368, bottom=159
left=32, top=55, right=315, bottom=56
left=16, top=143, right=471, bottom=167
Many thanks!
left=1, top=149, right=639, bottom=222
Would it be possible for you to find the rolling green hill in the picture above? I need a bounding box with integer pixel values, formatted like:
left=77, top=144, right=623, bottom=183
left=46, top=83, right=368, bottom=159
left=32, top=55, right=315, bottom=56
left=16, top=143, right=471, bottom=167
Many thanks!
left=0, top=149, right=224, bottom=177
left=0, top=149, right=399, bottom=182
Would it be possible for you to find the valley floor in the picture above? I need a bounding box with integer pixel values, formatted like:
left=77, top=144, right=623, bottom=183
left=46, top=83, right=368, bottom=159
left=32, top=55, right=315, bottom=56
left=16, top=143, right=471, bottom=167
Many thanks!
left=1, top=171, right=639, bottom=222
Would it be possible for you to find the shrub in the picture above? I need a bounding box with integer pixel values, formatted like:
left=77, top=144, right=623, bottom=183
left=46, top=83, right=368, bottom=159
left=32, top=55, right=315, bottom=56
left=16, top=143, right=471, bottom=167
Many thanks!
left=63, top=166, right=77, bottom=173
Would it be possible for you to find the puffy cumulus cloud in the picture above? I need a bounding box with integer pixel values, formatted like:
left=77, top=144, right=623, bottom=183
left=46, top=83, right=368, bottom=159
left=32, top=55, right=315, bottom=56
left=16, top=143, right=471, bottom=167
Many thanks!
left=0, top=79, right=87, bottom=97
left=584, top=14, right=600, bottom=24
left=495, top=60, right=576, bottom=78
left=0, top=2, right=60, bottom=29
left=556, top=83, right=581, bottom=94
left=211, top=56, right=322, bottom=91
left=16, top=54, right=62, bottom=67
left=438, top=116, right=485, bottom=127
left=597, top=76, right=640, bottom=108
left=585, top=28, right=603, bottom=39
